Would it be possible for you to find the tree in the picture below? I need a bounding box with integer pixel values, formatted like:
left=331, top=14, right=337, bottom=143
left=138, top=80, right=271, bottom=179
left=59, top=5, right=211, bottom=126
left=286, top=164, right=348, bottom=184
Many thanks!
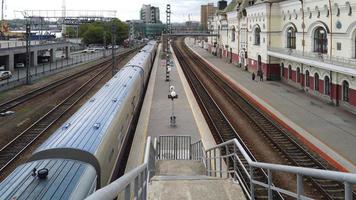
left=79, top=18, right=129, bottom=45
left=82, top=26, right=104, bottom=44
left=65, top=27, right=77, bottom=38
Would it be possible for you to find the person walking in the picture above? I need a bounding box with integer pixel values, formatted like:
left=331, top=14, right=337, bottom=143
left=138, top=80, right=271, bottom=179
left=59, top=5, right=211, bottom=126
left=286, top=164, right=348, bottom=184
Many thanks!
left=252, top=72, right=256, bottom=81
left=260, top=71, right=264, bottom=81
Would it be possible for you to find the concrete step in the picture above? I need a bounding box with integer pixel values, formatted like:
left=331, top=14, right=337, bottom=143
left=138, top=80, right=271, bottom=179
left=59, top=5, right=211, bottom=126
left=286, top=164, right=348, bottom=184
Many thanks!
left=155, top=160, right=206, bottom=176
left=151, top=175, right=220, bottom=181
left=148, top=178, right=246, bottom=200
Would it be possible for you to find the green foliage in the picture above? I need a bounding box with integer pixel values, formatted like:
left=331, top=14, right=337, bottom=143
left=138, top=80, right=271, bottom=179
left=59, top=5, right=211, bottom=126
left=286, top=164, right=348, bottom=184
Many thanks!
left=79, top=18, right=129, bottom=45
left=66, top=27, right=77, bottom=38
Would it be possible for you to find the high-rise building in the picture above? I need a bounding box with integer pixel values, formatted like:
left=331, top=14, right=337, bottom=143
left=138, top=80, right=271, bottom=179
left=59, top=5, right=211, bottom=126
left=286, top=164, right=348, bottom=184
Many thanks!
left=201, top=3, right=217, bottom=31
left=140, top=4, right=160, bottom=24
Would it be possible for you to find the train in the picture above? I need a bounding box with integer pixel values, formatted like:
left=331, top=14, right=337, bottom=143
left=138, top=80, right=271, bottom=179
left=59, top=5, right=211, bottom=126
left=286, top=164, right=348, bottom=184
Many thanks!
left=0, top=41, right=158, bottom=200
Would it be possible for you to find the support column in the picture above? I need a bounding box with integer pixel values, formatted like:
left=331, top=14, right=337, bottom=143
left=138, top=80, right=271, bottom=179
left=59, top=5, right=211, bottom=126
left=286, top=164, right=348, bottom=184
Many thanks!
left=8, top=53, right=14, bottom=71
left=31, top=51, right=38, bottom=67
left=65, top=46, right=70, bottom=59
left=50, top=49, right=55, bottom=63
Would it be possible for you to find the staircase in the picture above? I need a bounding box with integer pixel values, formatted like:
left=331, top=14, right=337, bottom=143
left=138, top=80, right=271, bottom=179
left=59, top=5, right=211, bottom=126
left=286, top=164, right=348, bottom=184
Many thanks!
left=85, top=136, right=356, bottom=200
left=148, top=160, right=244, bottom=200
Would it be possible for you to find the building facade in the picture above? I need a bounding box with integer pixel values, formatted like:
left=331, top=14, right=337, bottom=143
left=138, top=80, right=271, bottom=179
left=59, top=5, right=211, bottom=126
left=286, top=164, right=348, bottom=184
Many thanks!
left=208, top=0, right=356, bottom=113
left=140, top=4, right=160, bottom=24
left=201, top=3, right=218, bottom=31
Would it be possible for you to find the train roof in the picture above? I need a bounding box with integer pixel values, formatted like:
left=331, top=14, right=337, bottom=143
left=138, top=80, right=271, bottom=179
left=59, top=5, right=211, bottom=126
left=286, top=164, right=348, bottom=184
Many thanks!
left=126, top=51, right=151, bottom=67
left=0, top=159, right=96, bottom=200
left=35, top=67, right=141, bottom=154
left=140, top=41, right=157, bottom=52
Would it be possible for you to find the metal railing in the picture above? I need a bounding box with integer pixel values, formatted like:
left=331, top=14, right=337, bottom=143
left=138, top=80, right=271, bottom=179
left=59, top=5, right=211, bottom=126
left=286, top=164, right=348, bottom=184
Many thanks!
left=205, top=138, right=356, bottom=200
left=156, top=135, right=191, bottom=160
left=268, top=47, right=356, bottom=68
left=190, top=140, right=205, bottom=161
left=85, top=137, right=157, bottom=200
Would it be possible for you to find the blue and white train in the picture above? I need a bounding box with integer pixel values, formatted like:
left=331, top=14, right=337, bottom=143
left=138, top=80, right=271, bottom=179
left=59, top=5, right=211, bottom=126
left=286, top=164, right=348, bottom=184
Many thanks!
left=0, top=41, right=157, bottom=200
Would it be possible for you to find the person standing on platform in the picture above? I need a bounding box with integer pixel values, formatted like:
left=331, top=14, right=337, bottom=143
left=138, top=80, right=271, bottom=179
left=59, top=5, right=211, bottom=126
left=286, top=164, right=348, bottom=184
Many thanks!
left=260, top=71, right=264, bottom=81
left=252, top=72, right=256, bottom=81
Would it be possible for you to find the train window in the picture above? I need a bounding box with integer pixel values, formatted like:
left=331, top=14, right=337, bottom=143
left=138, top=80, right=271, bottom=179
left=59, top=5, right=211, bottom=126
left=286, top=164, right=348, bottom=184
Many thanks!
left=108, top=148, right=114, bottom=162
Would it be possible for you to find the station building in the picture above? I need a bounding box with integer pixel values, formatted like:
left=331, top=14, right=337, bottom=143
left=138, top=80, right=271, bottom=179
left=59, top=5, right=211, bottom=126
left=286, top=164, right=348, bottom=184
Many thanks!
left=207, top=0, right=356, bottom=113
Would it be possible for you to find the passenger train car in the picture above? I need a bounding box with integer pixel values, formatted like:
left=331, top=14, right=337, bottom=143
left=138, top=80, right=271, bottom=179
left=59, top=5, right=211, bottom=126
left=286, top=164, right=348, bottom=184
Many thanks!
left=0, top=41, right=157, bottom=200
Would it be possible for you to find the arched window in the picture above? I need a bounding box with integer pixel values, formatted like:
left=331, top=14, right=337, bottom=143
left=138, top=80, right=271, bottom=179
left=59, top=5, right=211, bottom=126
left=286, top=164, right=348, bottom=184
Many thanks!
left=288, top=65, right=292, bottom=79
left=287, top=27, right=296, bottom=49
left=324, top=76, right=330, bottom=95
left=314, top=27, right=327, bottom=54
left=254, top=26, right=261, bottom=45
left=343, top=81, right=349, bottom=102
left=296, top=68, right=301, bottom=83
left=354, top=35, right=356, bottom=58
left=314, top=73, right=319, bottom=91
left=305, top=70, right=310, bottom=87
left=231, top=27, right=236, bottom=42
left=281, top=63, right=284, bottom=78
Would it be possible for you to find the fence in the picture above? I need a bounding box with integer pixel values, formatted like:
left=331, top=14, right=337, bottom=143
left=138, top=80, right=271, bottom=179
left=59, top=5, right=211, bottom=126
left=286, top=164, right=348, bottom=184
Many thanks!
left=0, top=50, right=111, bottom=90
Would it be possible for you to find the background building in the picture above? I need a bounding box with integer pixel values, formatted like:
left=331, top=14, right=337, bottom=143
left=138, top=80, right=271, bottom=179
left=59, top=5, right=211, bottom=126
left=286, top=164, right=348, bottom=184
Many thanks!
left=140, top=4, right=160, bottom=24
left=207, top=0, right=356, bottom=112
left=201, top=3, right=217, bottom=31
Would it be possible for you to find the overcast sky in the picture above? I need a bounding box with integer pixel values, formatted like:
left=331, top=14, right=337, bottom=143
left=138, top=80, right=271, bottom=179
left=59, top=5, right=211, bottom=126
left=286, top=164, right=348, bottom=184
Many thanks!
left=5, top=0, right=215, bottom=22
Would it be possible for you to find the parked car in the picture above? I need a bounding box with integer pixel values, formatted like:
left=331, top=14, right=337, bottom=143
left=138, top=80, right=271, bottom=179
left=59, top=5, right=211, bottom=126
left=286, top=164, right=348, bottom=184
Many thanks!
left=0, top=65, right=5, bottom=70
left=0, top=71, right=12, bottom=80
left=16, top=63, right=25, bottom=68
left=83, top=48, right=96, bottom=53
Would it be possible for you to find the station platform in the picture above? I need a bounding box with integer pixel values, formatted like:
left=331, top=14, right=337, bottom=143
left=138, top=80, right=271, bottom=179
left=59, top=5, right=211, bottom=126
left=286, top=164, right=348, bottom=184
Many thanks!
left=125, top=44, right=246, bottom=199
left=125, top=44, right=216, bottom=172
left=185, top=38, right=356, bottom=172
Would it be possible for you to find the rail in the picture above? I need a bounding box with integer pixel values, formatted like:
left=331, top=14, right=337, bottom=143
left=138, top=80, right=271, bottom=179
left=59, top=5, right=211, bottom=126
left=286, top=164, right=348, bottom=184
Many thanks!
left=205, top=138, right=356, bottom=200
left=86, top=137, right=157, bottom=200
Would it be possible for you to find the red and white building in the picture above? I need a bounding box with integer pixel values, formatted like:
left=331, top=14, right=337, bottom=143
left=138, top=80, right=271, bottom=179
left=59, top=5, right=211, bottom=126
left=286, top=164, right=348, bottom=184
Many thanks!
left=207, top=0, right=356, bottom=113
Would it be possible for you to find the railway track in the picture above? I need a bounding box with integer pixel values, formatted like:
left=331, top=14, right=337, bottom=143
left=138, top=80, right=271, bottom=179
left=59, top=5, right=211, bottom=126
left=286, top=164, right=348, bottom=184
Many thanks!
left=0, top=49, right=138, bottom=173
left=0, top=48, right=138, bottom=114
left=172, top=39, right=355, bottom=199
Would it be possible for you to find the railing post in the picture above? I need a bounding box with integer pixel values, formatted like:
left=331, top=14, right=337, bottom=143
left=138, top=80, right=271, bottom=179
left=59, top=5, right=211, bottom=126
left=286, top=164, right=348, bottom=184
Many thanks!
left=208, top=150, right=211, bottom=176
left=213, top=148, right=217, bottom=177
left=124, top=184, right=131, bottom=200
left=297, top=174, right=303, bottom=200
left=250, top=166, right=255, bottom=200
left=344, top=182, right=352, bottom=200
left=267, top=169, right=272, bottom=200
left=134, top=176, right=139, bottom=199
left=219, top=149, right=223, bottom=178
left=142, top=170, right=147, bottom=200
left=233, top=144, right=237, bottom=181
left=226, top=145, right=229, bottom=178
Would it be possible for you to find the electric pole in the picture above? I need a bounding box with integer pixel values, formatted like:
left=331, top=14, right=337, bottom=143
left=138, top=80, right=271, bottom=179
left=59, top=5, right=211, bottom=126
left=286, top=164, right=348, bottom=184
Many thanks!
left=26, top=22, right=31, bottom=85
left=111, top=22, right=116, bottom=76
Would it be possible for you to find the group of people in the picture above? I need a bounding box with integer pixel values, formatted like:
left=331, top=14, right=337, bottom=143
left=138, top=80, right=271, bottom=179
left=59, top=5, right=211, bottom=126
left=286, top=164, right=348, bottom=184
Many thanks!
left=252, top=70, right=264, bottom=81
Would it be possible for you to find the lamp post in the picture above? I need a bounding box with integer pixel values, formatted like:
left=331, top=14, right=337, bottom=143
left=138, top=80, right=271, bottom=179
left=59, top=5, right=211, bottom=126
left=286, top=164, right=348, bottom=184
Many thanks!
left=168, top=86, right=178, bottom=127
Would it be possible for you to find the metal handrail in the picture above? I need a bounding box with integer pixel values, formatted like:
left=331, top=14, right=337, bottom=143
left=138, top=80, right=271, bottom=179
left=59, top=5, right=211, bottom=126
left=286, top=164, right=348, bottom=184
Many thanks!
left=205, top=138, right=356, bottom=200
left=267, top=47, right=356, bottom=68
left=85, top=137, right=156, bottom=200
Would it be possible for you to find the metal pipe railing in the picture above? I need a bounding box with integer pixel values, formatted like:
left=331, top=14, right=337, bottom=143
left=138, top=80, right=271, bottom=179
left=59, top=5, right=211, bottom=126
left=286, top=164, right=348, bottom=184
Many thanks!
left=85, top=137, right=156, bottom=200
left=205, top=138, right=356, bottom=200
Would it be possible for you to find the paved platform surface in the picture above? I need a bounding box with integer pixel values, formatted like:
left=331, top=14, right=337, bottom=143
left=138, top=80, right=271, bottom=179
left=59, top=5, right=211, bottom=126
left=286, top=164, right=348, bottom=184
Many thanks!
left=125, top=44, right=216, bottom=172
left=148, top=160, right=246, bottom=200
left=186, top=38, right=356, bottom=172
